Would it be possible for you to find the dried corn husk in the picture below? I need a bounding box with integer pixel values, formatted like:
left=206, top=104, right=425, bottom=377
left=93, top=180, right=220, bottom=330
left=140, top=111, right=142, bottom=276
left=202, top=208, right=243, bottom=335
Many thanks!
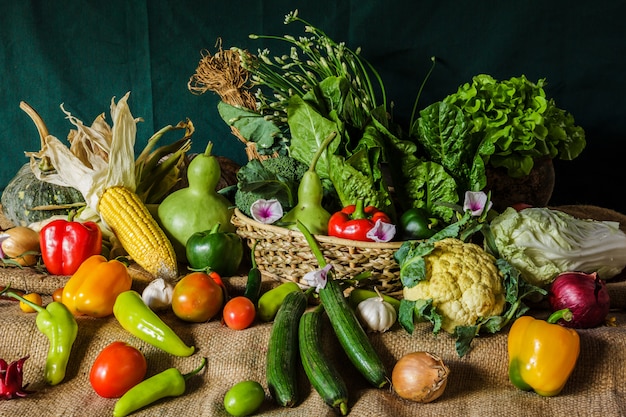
left=27, top=93, right=137, bottom=210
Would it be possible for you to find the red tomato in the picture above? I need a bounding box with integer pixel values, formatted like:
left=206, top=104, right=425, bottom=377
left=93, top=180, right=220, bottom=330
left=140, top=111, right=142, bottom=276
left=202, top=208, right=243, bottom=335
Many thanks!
left=172, top=272, right=225, bottom=322
left=89, top=341, right=147, bottom=398
left=223, top=296, right=256, bottom=330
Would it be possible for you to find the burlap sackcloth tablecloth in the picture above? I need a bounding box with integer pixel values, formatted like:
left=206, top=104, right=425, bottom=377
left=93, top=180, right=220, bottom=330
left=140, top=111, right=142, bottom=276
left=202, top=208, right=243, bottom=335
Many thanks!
left=1, top=205, right=626, bottom=417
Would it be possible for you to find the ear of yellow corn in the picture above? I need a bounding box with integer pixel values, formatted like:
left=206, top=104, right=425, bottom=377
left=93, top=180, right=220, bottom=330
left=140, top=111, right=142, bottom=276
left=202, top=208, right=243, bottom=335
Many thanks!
left=98, top=186, right=178, bottom=280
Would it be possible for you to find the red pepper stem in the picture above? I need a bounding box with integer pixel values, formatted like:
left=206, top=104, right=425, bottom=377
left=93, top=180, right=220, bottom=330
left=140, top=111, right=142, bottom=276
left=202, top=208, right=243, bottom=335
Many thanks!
left=182, top=357, right=208, bottom=381
left=351, top=199, right=367, bottom=220
left=547, top=308, right=573, bottom=324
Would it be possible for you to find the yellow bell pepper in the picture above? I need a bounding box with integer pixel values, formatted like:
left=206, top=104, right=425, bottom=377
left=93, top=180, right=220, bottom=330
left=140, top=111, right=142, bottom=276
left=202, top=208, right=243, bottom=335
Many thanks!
left=62, top=255, right=132, bottom=318
left=507, top=309, right=580, bottom=396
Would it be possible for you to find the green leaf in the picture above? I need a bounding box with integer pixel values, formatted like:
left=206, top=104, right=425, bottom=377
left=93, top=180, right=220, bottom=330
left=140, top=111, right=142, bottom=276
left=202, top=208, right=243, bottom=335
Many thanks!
left=398, top=299, right=416, bottom=334
left=414, top=299, right=442, bottom=334
left=395, top=240, right=434, bottom=288
left=407, top=161, right=459, bottom=222
left=287, top=95, right=339, bottom=179
left=454, top=325, right=479, bottom=357
left=217, top=101, right=282, bottom=150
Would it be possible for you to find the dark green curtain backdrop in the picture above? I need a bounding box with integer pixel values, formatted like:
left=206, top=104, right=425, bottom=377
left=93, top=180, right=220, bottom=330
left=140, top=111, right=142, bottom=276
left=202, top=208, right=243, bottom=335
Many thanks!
left=2, top=1, right=625, bottom=211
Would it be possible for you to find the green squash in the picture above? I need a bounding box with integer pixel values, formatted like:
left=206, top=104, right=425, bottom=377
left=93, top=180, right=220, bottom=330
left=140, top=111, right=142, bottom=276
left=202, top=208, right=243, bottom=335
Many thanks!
left=1, top=164, right=85, bottom=226
left=157, top=142, right=235, bottom=263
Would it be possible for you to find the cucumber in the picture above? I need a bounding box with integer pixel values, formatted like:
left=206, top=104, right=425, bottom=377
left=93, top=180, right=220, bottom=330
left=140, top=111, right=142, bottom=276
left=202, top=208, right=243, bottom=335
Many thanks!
left=319, top=277, right=389, bottom=388
left=299, top=305, right=349, bottom=415
left=295, top=219, right=389, bottom=389
left=266, top=290, right=308, bottom=407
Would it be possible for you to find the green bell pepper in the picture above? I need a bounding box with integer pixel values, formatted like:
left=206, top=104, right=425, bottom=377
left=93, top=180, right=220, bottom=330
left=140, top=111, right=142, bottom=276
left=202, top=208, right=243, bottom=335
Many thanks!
left=185, top=223, right=243, bottom=277
left=398, top=207, right=438, bottom=240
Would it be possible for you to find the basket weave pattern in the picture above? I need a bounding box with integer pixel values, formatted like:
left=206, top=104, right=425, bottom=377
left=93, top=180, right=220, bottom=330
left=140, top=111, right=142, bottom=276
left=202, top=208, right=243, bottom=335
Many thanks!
left=232, top=209, right=403, bottom=295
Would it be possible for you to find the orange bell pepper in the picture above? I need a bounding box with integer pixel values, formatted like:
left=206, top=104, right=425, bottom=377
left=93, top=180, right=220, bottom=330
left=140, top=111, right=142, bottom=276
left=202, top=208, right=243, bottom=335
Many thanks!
left=507, top=308, right=580, bottom=396
left=62, top=255, right=132, bottom=318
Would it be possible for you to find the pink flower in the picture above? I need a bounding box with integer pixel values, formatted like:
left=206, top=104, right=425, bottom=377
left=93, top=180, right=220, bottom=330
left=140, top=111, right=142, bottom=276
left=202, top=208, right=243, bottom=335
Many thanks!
left=303, top=264, right=333, bottom=292
left=463, top=191, right=492, bottom=216
left=366, top=220, right=396, bottom=242
left=250, top=199, right=284, bottom=224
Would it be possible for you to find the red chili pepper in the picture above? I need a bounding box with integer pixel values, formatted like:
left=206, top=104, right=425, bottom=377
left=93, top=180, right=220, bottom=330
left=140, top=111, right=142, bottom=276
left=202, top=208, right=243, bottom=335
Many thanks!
left=328, top=199, right=392, bottom=241
left=40, top=211, right=102, bottom=276
left=0, top=355, right=32, bottom=399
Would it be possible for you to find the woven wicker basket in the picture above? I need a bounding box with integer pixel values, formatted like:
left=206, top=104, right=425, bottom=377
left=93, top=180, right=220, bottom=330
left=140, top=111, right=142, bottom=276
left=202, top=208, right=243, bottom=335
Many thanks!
left=232, top=208, right=404, bottom=295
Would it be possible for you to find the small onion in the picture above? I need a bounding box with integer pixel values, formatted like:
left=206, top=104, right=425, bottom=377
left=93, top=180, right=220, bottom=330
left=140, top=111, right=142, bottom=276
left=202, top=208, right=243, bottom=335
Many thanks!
left=548, top=271, right=610, bottom=328
left=0, top=227, right=40, bottom=266
left=392, top=351, right=450, bottom=403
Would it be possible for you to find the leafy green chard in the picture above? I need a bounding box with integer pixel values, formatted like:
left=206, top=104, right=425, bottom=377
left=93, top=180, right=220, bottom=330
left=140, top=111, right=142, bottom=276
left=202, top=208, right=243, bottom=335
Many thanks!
left=226, top=9, right=396, bottom=214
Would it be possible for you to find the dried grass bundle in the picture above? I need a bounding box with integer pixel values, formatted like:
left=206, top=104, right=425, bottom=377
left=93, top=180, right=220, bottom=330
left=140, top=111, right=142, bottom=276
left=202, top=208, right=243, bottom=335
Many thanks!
left=188, top=39, right=256, bottom=110
left=188, top=39, right=270, bottom=160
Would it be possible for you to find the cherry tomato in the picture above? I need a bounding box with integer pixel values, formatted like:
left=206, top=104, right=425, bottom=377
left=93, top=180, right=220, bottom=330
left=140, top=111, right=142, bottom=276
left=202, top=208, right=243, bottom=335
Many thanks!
left=89, top=341, right=147, bottom=398
left=172, top=272, right=224, bottom=322
left=52, top=287, right=64, bottom=303
left=20, top=293, right=42, bottom=313
left=223, top=296, right=256, bottom=330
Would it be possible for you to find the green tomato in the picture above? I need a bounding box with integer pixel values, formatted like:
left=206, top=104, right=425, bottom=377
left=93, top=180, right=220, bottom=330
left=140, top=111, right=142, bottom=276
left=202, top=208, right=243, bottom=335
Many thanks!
left=399, top=207, right=438, bottom=240
left=224, top=380, right=265, bottom=416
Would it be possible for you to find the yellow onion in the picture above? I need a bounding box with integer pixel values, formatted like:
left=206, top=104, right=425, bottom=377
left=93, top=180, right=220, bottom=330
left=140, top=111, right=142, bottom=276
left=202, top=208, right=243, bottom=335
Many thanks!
left=392, top=351, right=450, bottom=403
left=0, top=226, right=40, bottom=266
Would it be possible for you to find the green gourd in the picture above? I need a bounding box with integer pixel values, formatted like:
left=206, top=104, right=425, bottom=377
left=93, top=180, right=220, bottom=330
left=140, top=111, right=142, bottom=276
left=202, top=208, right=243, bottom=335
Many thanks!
left=157, top=142, right=234, bottom=262
left=281, top=131, right=336, bottom=235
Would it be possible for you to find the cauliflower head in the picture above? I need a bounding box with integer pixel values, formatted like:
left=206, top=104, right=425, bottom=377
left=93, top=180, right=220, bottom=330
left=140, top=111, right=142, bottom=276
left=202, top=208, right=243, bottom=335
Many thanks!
left=402, top=238, right=505, bottom=333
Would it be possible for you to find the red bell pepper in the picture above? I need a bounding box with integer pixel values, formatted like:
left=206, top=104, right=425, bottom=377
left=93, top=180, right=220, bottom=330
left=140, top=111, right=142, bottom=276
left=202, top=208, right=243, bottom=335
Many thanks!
left=328, top=199, right=393, bottom=241
left=40, top=211, right=102, bottom=276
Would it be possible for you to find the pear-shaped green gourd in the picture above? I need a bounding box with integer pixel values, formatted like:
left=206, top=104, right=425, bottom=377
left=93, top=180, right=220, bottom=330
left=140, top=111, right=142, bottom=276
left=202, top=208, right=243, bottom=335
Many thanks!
left=281, top=132, right=336, bottom=235
left=157, top=142, right=235, bottom=262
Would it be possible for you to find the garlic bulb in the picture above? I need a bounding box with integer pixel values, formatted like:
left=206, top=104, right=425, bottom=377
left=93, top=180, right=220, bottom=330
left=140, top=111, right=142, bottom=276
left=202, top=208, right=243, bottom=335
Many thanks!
left=356, top=295, right=397, bottom=332
left=141, top=278, right=174, bottom=311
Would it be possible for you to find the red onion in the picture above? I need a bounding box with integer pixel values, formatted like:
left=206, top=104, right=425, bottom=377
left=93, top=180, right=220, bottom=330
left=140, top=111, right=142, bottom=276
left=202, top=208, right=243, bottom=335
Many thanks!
left=548, top=271, right=610, bottom=328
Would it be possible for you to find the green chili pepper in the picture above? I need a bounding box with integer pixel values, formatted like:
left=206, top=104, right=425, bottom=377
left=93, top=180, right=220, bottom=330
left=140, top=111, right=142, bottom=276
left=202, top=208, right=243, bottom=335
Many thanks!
left=113, top=290, right=194, bottom=357
left=186, top=223, right=244, bottom=277
left=243, top=240, right=262, bottom=306
left=113, top=357, right=207, bottom=417
left=257, top=281, right=302, bottom=322
left=1, top=287, right=77, bottom=386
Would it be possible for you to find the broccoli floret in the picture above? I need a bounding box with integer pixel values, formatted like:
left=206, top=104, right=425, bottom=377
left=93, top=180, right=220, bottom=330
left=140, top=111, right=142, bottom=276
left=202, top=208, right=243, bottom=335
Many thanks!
left=262, top=155, right=309, bottom=182
left=235, top=155, right=308, bottom=216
